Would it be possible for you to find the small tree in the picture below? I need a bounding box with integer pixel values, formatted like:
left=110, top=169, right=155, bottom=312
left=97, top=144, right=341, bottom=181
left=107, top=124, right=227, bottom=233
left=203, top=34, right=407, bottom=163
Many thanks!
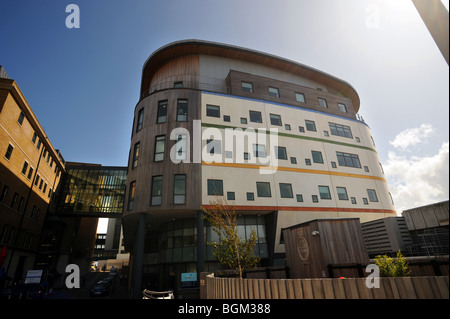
left=202, top=198, right=260, bottom=278
left=374, top=250, right=410, bottom=277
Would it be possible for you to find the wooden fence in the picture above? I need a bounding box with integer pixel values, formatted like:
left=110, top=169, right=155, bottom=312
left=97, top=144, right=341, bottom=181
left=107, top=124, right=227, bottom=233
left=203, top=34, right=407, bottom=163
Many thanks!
left=202, top=274, right=449, bottom=299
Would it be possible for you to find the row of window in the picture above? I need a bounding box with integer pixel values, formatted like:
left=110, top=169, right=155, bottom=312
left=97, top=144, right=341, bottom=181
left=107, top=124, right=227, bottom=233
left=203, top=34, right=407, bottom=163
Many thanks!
left=206, top=104, right=364, bottom=143
left=240, top=81, right=349, bottom=113
left=16, top=110, right=59, bottom=173
left=126, top=174, right=388, bottom=211
left=127, top=174, right=187, bottom=210
left=0, top=224, right=34, bottom=249
left=3, top=144, right=56, bottom=197
left=208, top=179, right=383, bottom=204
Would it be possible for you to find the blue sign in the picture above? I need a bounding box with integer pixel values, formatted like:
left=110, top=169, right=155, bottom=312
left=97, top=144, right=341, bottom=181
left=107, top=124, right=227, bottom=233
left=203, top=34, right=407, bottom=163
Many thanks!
left=181, top=272, right=197, bottom=289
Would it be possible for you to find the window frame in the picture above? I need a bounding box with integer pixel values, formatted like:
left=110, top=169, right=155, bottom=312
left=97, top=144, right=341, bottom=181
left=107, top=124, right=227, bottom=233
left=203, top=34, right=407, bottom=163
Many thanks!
left=269, top=113, right=282, bottom=126
left=241, top=81, right=254, bottom=93
left=151, top=175, right=163, bottom=206
left=157, top=100, right=168, bottom=123
left=305, top=120, right=316, bottom=132
left=318, top=97, right=328, bottom=108
left=295, top=92, right=306, bottom=103
left=268, top=87, right=280, bottom=98
left=206, top=104, right=220, bottom=118
left=176, top=99, right=188, bottom=122
left=173, top=174, right=186, bottom=204
left=207, top=179, right=223, bottom=196
left=318, top=185, right=332, bottom=200
left=279, top=183, right=293, bottom=198
left=154, top=135, right=166, bottom=162
left=336, top=151, right=361, bottom=168
left=249, top=110, right=263, bottom=123
left=336, top=187, right=349, bottom=200
left=311, top=151, right=324, bottom=164
left=367, top=189, right=379, bottom=202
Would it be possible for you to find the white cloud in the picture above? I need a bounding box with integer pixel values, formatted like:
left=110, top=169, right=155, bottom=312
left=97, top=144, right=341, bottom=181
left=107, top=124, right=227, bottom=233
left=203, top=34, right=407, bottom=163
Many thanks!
left=384, top=141, right=449, bottom=213
left=389, top=123, right=435, bottom=151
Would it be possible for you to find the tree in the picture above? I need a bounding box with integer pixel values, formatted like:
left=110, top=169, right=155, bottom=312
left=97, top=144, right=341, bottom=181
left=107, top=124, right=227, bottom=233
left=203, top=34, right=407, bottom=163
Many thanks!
left=202, top=198, right=260, bottom=278
left=374, top=250, right=410, bottom=277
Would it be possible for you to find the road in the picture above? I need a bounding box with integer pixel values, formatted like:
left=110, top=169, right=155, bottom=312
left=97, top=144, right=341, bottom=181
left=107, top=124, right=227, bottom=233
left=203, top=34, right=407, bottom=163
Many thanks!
left=65, top=271, right=130, bottom=299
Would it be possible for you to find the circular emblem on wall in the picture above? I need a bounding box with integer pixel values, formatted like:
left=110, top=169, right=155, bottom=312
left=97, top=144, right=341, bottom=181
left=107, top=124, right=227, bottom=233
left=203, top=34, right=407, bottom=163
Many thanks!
left=297, top=236, right=309, bottom=261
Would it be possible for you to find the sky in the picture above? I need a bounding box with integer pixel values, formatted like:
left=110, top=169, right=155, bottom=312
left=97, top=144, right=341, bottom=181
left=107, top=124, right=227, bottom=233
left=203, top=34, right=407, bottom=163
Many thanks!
left=1, top=0, right=448, bottom=226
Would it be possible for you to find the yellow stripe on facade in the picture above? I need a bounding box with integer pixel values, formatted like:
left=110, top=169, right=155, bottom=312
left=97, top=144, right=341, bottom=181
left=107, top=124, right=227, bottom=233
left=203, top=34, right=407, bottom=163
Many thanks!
left=201, top=161, right=387, bottom=182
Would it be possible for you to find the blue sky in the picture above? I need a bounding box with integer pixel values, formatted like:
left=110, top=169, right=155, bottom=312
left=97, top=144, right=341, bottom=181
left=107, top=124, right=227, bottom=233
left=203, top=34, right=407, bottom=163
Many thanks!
left=1, top=0, right=448, bottom=214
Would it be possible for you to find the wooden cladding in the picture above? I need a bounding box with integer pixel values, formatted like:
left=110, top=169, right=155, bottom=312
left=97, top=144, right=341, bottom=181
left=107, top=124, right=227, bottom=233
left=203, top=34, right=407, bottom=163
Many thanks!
left=226, top=70, right=357, bottom=120
left=282, top=219, right=369, bottom=279
left=126, top=89, right=202, bottom=214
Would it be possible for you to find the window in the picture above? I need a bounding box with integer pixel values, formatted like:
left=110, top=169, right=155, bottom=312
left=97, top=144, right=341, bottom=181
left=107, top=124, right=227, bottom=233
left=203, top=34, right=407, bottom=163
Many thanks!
left=318, top=98, right=328, bottom=108
left=299, top=126, right=305, bottom=133
left=351, top=197, right=357, bottom=204
left=312, top=195, right=319, bottom=203
left=290, top=157, right=297, bottom=164
left=157, top=100, right=168, bottom=123
left=206, top=139, right=221, bottom=154
left=295, top=93, right=306, bottom=103
left=223, top=115, right=230, bottom=122
left=270, top=114, right=282, bottom=126
left=243, top=152, right=250, bottom=160
left=268, top=87, right=280, bottom=97
left=27, top=167, right=34, bottom=180
left=296, top=194, right=303, bottom=202
left=151, top=176, right=163, bottom=205
left=206, top=104, right=220, bottom=118
left=318, top=185, right=331, bottom=199
left=154, top=135, right=165, bottom=161
left=305, top=120, right=316, bottom=131
left=285, top=124, right=291, bottom=130
left=177, top=99, right=188, bottom=121
left=0, top=186, right=8, bottom=203
left=364, top=166, right=369, bottom=172
left=175, top=135, right=187, bottom=160
left=240, top=117, right=247, bottom=124
left=355, top=137, right=360, bottom=143
left=174, top=175, right=186, bottom=204
left=275, top=146, right=287, bottom=160
left=241, top=81, right=253, bottom=93
left=132, top=142, right=140, bottom=168
left=311, top=151, right=323, bottom=164
left=136, top=108, right=144, bottom=132
left=331, top=161, right=337, bottom=168
left=246, top=192, right=254, bottom=201
left=174, top=81, right=183, bottom=88
left=305, top=158, right=311, bottom=166
left=18, top=112, right=25, bottom=125
left=4, top=144, right=13, bottom=160
left=36, top=138, right=41, bottom=150
left=324, top=131, right=329, bottom=137
left=256, top=182, right=271, bottom=197
left=279, top=183, right=293, bottom=198
left=128, top=181, right=135, bottom=210
left=227, top=192, right=235, bottom=201
left=249, top=110, right=262, bottom=123
left=336, top=187, right=348, bottom=200
left=32, top=132, right=37, bottom=144
left=329, top=122, right=353, bottom=138
left=336, top=151, right=361, bottom=168
left=367, top=189, right=378, bottom=202
left=21, top=161, right=28, bottom=175
left=338, top=103, right=347, bottom=113
left=253, top=144, right=266, bottom=158
left=363, top=198, right=369, bottom=205
left=207, top=179, right=223, bottom=196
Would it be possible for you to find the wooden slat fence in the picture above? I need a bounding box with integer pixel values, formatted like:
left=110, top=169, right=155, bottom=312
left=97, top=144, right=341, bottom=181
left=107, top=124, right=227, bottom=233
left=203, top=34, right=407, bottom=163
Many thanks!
left=203, top=274, right=449, bottom=299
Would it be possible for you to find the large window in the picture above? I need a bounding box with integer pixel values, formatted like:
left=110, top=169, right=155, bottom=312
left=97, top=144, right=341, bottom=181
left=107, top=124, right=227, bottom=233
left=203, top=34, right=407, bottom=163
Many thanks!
left=268, top=87, right=280, bottom=97
left=136, top=108, right=144, bottom=132
left=311, top=151, right=324, bottom=164
left=177, top=99, right=188, bottom=121
left=279, top=183, right=293, bottom=198
left=274, top=146, right=287, bottom=160
left=174, top=175, right=186, bottom=204
left=367, top=189, right=379, bottom=202
left=154, top=135, right=165, bottom=161
left=336, top=187, right=348, bottom=200
left=305, top=120, right=316, bottom=132
left=253, top=144, right=266, bottom=158
left=157, top=100, right=168, bottom=123
left=318, top=98, right=328, bottom=108
left=151, top=175, right=163, bottom=206
left=270, top=114, right=282, bottom=126
left=132, top=142, right=140, bottom=168
left=207, top=179, right=223, bottom=196
left=336, top=151, right=361, bottom=168
left=241, top=81, right=253, bottom=93
left=249, top=110, right=262, bottom=123
left=256, top=182, right=271, bottom=197
left=206, top=104, right=220, bottom=118
left=128, top=181, right=136, bottom=210
left=318, top=185, right=331, bottom=199
left=329, top=122, right=353, bottom=138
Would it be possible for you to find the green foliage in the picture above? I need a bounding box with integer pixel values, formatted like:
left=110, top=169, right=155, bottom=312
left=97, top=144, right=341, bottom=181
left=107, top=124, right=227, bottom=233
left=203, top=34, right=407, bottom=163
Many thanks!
left=202, top=198, right=261, bottom=278
left=374, top=250, right=410, bottom=277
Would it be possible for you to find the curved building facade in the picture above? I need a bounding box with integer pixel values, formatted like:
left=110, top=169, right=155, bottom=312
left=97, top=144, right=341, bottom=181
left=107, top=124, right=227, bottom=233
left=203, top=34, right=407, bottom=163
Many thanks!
left=123, top=40, right=396, bottom=296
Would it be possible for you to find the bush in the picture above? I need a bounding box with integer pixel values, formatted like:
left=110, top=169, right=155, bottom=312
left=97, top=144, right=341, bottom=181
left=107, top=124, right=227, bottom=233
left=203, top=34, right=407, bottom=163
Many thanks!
left=374, top=250, right=410, bottom=277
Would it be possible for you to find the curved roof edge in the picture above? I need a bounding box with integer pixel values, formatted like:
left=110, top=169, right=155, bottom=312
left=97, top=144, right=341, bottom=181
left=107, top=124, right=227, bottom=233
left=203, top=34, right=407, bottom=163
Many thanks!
left=141, top=39, right=360, bottom=112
